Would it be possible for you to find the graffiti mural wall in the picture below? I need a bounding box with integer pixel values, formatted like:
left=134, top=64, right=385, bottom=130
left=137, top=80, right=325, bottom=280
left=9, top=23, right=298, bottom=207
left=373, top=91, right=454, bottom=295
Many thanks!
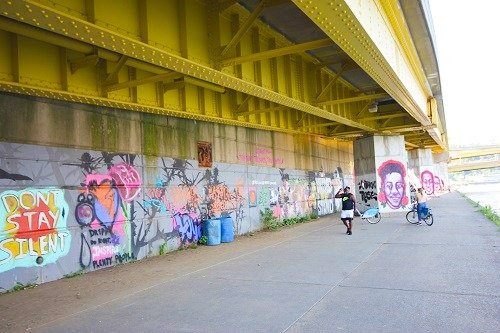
left=0, top=142, right=350, bottom=291
left=0, top=188, right=70, bottom=273
left=356, top=174, right=378, bottom=212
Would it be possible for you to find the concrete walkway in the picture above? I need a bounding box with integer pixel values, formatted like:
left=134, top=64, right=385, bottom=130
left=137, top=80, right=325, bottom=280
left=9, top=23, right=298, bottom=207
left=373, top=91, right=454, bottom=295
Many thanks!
left=1, top=192, right=499, bottom=332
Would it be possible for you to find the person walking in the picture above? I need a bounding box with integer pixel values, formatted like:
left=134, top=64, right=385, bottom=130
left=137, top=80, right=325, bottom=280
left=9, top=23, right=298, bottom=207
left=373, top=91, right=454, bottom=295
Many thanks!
left=416, top=187, right=428, bottom=224
left=335, top=186, right=356, bottom=235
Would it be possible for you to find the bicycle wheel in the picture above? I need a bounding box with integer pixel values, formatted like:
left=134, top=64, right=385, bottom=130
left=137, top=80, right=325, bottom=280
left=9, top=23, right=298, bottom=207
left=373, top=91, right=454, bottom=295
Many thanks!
left=367, top=212, right=381, bottom=224
left=424, top=213, right=433, bottom=226
left=406, top=210, right=419, bottom=224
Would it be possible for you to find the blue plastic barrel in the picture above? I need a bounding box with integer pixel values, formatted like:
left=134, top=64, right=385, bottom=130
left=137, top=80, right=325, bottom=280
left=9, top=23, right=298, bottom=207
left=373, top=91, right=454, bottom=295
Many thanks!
left=220, top=216, right=234, bottom=243
left=203, top=219, right=221, bottom=246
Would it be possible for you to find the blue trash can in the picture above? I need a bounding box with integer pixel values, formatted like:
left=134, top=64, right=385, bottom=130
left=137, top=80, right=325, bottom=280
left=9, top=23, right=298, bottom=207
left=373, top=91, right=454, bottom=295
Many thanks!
left=220, top=216, right=234, bottom=243
left=202, top=218, right=221, bottom=246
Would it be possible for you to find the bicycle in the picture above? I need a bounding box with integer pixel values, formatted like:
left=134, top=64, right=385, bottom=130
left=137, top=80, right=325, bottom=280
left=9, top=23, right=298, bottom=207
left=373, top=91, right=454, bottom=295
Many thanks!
left=360, top=207, right=382, bottom=224
left=405, top=203, right=433, bottom=226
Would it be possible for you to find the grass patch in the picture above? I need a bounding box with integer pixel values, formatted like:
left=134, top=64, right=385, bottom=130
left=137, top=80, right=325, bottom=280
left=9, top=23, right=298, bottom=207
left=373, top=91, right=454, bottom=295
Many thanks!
left=260, top=208, right=279, bottom=230
left=197, top=235, right=208, bottom=245
left=479, top=205, right=500, bottom=227
left=3, top=282, right=38, bottom=294
left=64, top=270, right=85, bottom=279
left=460, top=191, right=500, bottom=227
left=260, top=209, right=320, bottom=231
left=159, top=242, right=168, bottom=255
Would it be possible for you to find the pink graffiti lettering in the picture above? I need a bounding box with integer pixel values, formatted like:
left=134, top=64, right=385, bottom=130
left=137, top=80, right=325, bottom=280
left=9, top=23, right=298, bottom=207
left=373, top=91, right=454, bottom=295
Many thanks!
left=109, top=164, right=141, bottom=202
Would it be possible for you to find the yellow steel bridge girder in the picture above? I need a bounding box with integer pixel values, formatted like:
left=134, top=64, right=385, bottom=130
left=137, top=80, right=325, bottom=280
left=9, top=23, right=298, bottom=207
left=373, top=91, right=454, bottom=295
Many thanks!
left=448, top=160, right=500, bottom=173
left=292, top=0, right=445, bottom=149
left=0, top=0, right=438, bottom=140
left=0, top=0, right=381, bottom=136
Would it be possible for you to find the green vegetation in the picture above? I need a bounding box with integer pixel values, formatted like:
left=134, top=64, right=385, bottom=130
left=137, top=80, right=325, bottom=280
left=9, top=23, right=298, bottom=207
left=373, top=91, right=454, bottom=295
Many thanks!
left=479, top=205, right=500, bottom=227
left=260, top=209, right=320, bottom=230
left=260, top=208, right=279, bottom=230
left=159, top=242, right=168, bottom=255
left=197, top=235, right=208, bottom=245
left=460, top=192, right=500, bottom=228
left=63, top=270, right=85, bottom=279
left=10, top=282, right=37, bottom=293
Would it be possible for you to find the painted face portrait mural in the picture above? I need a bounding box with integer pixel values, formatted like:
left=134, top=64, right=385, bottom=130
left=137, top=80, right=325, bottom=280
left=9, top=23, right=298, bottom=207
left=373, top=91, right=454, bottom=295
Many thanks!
left=434, top=175, right=441, bottom=194
left=421, top=170, right=434, bottom=195
left=377, top=160, right=409, bottom=210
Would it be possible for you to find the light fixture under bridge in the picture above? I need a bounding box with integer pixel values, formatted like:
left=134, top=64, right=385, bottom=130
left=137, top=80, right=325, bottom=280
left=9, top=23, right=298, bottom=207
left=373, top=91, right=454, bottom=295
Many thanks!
left=368, top=102, right=378, bottom=113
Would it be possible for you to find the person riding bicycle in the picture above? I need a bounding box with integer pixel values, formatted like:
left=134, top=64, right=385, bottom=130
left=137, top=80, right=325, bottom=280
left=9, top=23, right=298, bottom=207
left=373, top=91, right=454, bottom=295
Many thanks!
left=416, top=187, right=428, bottom=224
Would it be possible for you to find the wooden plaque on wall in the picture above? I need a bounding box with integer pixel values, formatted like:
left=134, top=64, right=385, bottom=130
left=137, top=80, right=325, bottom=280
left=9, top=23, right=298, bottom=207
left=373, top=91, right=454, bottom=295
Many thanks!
left=197, top=141, right=212, bottom=167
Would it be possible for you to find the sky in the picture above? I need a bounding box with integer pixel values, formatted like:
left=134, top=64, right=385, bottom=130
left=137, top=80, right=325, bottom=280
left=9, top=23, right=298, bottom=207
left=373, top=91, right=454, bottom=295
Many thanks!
left=427, top=0, right=500, bottom=148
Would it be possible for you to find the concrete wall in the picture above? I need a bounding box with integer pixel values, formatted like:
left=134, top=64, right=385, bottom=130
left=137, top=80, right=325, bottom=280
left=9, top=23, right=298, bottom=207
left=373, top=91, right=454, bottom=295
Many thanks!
left=354, top=136, right=377, bottom=211
left=0, top=93, right=354, bottom=291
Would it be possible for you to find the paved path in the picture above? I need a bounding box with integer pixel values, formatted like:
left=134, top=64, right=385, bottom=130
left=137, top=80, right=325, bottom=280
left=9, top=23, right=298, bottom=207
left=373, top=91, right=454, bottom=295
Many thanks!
left=1, top=192, right=499, bottom=332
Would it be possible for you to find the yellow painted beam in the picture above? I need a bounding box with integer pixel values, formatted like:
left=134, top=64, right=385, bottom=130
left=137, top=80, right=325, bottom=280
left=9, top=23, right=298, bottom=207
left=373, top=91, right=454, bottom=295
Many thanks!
left=236, top=94, right=252, bottom=113
left=59, top=47, right=68, bottom=90
left=316, top=93, right=389, bottom=106
left=380, top=0, right=431, bottom=97
left=450, top=147, right=500, bottom=160
left=69, top=54, right=99, bottom=74
left=380, top=124, right=436, bottom=133
left=163, top=80, right=185, bottom=92
left=104, top=55, right=128, bottom=84
left=0, top=17, right=167, bottom=75
left=448, top=160, right=500, bottom=173
left=405, top=141, right=420, bottom=148
left=237, top=105, right=286, bottom=117
left=221, top=0, right=266, bottom=57
left=292, top=0, right=445, bottom=149
left=184, top=76, right=226, bottom=93
left=219, top=0, right=238, bottom=12
left=298, top=122, right=337, bottom=130
left=104, top=71, right=182, bottom=92
left=359, top=113, right=408, bottom=121
left=10, top=32, right=19, bottom=82
left=221, top=38, right=334, bottom=67
left=0, top=1, right=374, bottom=132
left=329, top=129, right=364, bottom=137
left=316, top=62, right=350, bottom=101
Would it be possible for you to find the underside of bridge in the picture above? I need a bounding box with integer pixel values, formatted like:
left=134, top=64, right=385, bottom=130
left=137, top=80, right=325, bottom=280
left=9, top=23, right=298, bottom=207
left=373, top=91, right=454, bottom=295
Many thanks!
left=0, top=0, right=446, bottom=152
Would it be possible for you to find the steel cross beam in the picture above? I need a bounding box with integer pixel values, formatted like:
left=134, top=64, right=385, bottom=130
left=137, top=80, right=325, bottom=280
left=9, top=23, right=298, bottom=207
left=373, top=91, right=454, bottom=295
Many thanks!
left=221, top=38, right=334, bottom=67
left=220, top=0, right=267, bottom=57
left=70, top=54, right=99, bottom=74
left=358, top=113, right=408, bottom=121
left=0, top=0, right=375, bottom=132
left=104, top=72, right=183, bottom=92
left=315, top=61, right=352, bottom=101
left=220, top=0, right=289, bottom=57
left=237, top=106, right=287, bottom=117
left=316, top=93, right=389, bottom=107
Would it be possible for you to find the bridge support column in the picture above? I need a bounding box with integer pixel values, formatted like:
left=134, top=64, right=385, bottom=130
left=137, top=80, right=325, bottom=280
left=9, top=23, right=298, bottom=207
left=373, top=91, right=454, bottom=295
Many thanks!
left=354, top=135, right=411, bottom=213
left=408, top=148, right=447, bottom=195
